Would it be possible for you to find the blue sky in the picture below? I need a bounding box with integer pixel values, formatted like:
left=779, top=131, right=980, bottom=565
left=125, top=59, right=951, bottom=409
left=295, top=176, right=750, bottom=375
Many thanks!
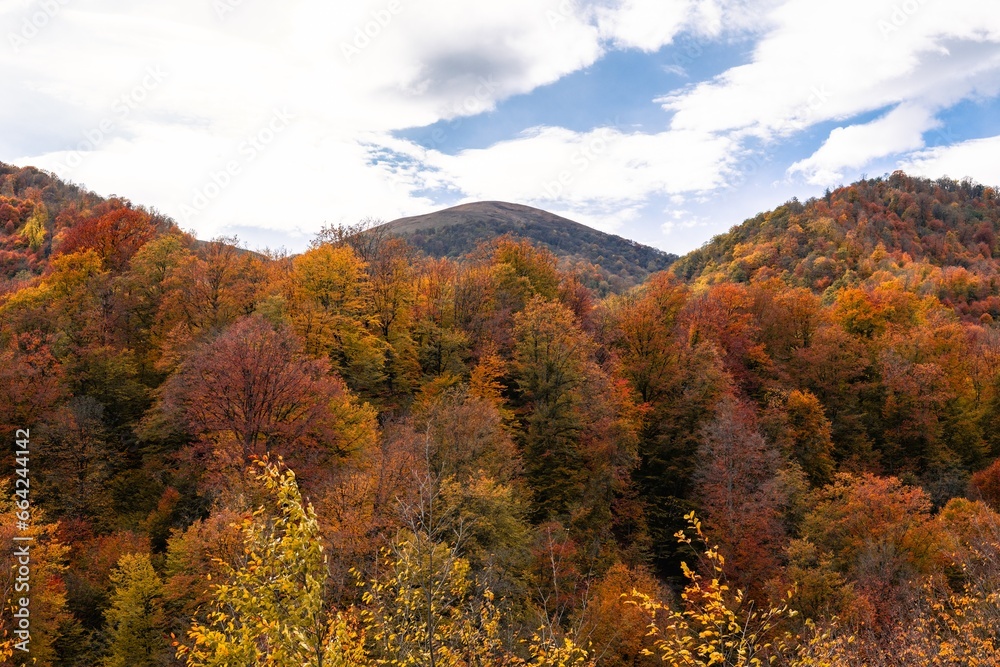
left=3, top=0, right=1000, bottom=254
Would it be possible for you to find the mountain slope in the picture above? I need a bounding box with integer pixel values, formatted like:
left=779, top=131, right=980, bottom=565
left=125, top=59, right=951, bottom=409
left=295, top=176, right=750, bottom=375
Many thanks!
left=384, top=201, right=677, bottom=292
left=672, top=172, right=1000, bottom=320
left=0, top=163, right=177, bottom=289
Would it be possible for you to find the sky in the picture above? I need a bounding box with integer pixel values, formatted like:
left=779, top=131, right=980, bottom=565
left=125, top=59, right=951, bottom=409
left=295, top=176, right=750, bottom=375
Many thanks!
left=2, top=0, right=1000, bottom=254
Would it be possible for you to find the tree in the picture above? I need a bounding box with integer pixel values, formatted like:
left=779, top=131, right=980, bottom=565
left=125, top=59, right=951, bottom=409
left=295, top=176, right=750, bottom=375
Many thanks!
left=574, top=562, right=662, bottom=667
left=512, top=297, right=640, bottom=539
left=513, top=297, right=594, bottom=522
left=0, top=334, right=65, bottom=442
left=683, top=283, right=771, bottom=393
left=787, top=322, right=879, bottom=467
left=761, top=390, right=835, bottom=486
left=363, top=532, right=512, bottom=667
left=627, top=513, right=795, bottom=667
left=694, top=395, right=786, bottom=593
left=179, top=458, right=367, bottom=667
left=162, top=509, right=246, bottom=643
left=366, top=236, right=420, bottom=397
left=103, top=553, right=168, bottom=667
left=413, top=258, right=470, bottom=380
left=0, top=489, right=73, bottom=666
left=287, top=242, right=386, bottom=394
left=490, top=237, right=561, bottom=305
left=36, top=397, right=115, bottom=524
left=161, top=237, right=261, bottom=333
left=607, top=272, right=687, bottom=405
left=20, top=202, right=47, bottom=250
left=413, top=387, right=521, bottom=484
left=361, top=439, right=533, bottom=667
left=469, top=343, right=514, bottom=424
left=162, top=315, right=376, bottom=476
left=1, top=249, right=108, bottom=350
left=799, top=473, right=945, bottom=628
left=608, top=280, right=731, bottom=572
left=57, top=203, right=158, bottom=273
left=111, top=232, right=194, bottom=372
left=970, top=458, right=1000, bottom=510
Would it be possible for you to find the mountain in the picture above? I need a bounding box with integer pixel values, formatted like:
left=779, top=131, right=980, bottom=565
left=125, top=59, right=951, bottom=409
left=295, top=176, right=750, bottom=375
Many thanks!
left=672, top=172, right=1000, bottom=321
left=383, top=201, right=677, bottom=293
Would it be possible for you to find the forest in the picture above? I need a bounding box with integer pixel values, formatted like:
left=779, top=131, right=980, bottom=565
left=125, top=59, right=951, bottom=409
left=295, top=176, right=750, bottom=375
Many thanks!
left=1, top=165, right=1000, bottom=665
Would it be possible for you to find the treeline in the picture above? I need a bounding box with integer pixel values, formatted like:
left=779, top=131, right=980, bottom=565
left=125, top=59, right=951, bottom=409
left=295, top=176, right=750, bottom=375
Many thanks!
left=0, top=171, right=999, bottom=664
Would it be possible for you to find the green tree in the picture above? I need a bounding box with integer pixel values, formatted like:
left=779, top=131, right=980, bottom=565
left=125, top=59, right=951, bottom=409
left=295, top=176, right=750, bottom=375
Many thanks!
left=103, top=553, right=168, bottom=667
left=513, top=297, right=640, bottom=542
left=512, top=297, right=593, bottom=522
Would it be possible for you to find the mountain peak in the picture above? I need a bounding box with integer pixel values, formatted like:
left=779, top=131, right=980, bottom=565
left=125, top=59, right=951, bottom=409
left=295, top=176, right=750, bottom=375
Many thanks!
left=383, top=201, right=676, bottom=293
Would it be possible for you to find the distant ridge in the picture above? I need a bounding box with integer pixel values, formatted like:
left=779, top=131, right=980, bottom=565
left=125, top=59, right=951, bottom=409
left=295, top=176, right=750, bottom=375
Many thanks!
left=384, top=201, right=677, bottom=292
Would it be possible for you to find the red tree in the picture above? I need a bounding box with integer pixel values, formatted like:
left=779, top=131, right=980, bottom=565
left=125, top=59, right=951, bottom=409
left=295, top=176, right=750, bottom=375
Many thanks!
left=58, top=202, right=158, bottom=273
left=694, top=395, right=785, bottom=594
left=163, top=316, right=373, bottom=474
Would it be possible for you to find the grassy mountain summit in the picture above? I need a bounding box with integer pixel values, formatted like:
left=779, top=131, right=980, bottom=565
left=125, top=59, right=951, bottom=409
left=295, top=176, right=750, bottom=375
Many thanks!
left=383, top=201, right=678, bottom=293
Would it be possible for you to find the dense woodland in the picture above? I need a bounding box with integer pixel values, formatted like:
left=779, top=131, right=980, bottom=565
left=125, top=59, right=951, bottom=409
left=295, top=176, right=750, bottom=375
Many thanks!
left=1, top=164, right=1000, bottom=665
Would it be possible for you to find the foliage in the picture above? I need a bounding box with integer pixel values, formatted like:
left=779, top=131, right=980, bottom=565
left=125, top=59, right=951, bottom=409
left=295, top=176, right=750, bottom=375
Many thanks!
left=103, top=552, right=168, bottom=667
left=2, top=164, right=1000, bottom=665
left=179, top=458, right=367, bottom=666
left=627, top=513, right=796, bottom=666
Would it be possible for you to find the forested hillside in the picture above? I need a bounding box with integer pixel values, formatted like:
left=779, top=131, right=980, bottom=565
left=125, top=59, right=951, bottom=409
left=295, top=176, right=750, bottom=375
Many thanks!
left=1, top=168, right=1000, bottom=665
left=674, top=172, right=1000, bottom=321
left=0, top=164, right=174, bottom=290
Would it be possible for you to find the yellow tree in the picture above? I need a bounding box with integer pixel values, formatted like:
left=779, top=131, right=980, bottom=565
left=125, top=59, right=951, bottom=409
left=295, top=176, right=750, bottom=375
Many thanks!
left=103, top=553, right=168, bottom=667
left=0, top=484, right=73, bottom=666
left=179, top=458, right=366, bottom=667
left=288, top=242, right=387, bottom=394
left=628, top=513, right=795, bottom=667
left=362, top=532, right=512, bottom=667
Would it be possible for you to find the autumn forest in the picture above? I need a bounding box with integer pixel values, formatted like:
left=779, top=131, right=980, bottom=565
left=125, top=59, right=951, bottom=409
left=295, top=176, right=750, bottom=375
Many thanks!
left=3, top=164, right=1000, bottom=666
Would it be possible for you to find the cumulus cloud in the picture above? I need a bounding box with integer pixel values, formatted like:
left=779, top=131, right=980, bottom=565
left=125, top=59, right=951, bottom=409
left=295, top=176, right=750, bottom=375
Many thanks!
left=788, top=104, right=939, bottom=185
left=661, top=0, right=1000, bottom=140
left=898, top=134, right=1000, bottom=186
left=1, top=0, right=999, bottom=250
left=372, top=124, right=739, bottom=233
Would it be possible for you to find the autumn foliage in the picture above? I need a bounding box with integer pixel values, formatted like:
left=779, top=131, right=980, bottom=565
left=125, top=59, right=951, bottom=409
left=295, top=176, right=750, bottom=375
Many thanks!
left=0, top=167, right=999, bottom=664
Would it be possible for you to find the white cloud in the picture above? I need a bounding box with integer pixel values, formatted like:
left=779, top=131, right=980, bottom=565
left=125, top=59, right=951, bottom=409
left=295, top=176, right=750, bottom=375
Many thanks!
left=595, top=0, right=695, bottom=51
left=0, top=0, right=614, bottom=246
left=2, top=0, right=1000, bottom=251
left=5, top=0, right=742, bottom=246
left=788, top=104, right=939, bottom=185
left=393, top=124, right=739, bottom=232
left=661, top=0, right=1000, bottom=141
left=594, top=0, right=778, bottom=51
left=898, top=135, right=1000, bottom=186
left=661, top=208, right=711, bottom=236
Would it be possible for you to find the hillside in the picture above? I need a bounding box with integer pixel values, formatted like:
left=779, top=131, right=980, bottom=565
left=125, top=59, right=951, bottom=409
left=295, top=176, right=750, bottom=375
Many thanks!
left=384, top=201, right=677, bottom=293
left=0, top=163, right=176, bottom=291
left=672, top=172, right=1000, bottom=320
